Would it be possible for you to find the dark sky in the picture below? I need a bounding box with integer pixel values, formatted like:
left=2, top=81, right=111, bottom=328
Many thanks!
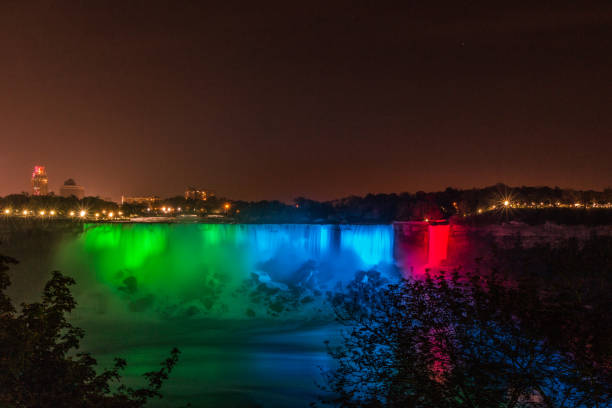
left=1, top=1, right=611, bottom=201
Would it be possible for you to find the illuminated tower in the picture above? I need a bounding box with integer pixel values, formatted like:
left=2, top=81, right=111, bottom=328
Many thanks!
left=31, top=166, right=48, bottom=196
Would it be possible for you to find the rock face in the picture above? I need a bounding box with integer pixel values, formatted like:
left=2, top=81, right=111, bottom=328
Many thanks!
left=446, top=222, right=612, bottom=269
left=0, top=219, right=82, bottom=248
left=395, top=220, right=612, bottom=274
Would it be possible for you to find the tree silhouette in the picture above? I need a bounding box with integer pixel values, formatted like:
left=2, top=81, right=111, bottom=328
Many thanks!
left=318, top=267, right=612, bottom=407
left=0, top=254, right=180, bottom=407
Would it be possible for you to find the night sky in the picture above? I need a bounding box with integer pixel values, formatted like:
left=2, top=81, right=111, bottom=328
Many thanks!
left=1, top=1, right=611, bottom=201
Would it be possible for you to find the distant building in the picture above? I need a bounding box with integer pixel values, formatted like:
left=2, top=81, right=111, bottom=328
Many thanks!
left=185, top=187, right=214, bottom=200
left=31, top=166, right=48, bottom=196
left=121, top=195, right=160, bottom=205
left=59, top=179, right=85, bottom=199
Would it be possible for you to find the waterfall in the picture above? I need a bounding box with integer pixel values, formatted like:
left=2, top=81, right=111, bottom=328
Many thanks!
left=64, top=223, right=397, bottom=318
left=339, top=225, right=394, bottom=267
left=427, top=224, right=450, bottom=267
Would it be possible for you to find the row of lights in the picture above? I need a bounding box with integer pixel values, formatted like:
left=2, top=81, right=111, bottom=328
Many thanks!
left=424, top=199, right=612, bottom=221
left=160, top=206, right=181, bottom=214
left=3, top=209, right=123, bottom=218
left=147, top=204, right=231, bottom=214
left=8, top=204, right=237, bottom=216
left=471, top=200, right=612, bottom=216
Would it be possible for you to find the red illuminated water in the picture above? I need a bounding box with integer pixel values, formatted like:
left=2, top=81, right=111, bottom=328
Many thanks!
left=427, top=224, right=450, bottom=269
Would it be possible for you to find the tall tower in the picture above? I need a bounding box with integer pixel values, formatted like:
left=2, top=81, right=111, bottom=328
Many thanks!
left=31, top=165, right=48, bottom=196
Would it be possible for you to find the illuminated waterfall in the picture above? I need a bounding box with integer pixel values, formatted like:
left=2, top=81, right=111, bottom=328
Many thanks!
left=64, top=223, right=396, bottom=318
left=80, top=223, right=394, bottom=272
left=427, top=224, right=450, bottom=267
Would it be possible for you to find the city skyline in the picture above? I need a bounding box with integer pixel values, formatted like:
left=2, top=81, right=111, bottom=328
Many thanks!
left=7, top=163, right=612, bottom=204
left=1, top=1, right=611, bottom=202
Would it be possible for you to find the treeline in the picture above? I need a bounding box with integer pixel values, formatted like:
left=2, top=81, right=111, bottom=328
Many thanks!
left=3, top=184, right=612, bottom=224
left=232, top=184, right=612, bottom=224
left=460, top=207, right=612, bottom=226
left=0, top=194, right=230, bottom=217
left=122, top=195, right=229, bottom=216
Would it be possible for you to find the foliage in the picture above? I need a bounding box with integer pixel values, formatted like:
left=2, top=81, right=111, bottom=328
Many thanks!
left=0, top=255, right=180, bottom=407
left=489, top=236, right=612, bottom=384
left=318, top=267, right=612, bottom=407
left=233, top=185, right=612, bottom=224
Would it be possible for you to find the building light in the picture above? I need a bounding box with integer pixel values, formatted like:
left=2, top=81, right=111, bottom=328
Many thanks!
left=23, top=210, right=28, bottom=215
left=118, top=211, right=123, bottom=215
left=49, top=210, right=56, bottom=216
left=503, top=200, right=510, bottom=207
left=95, top=213, right=100, bottom=218
left=39, top=210, right=46, bottom=216
left=69, top=211, right=75, bottom=217
left=224, top=203, right=230, bottom=210
left=31, top=165, right=48, bottom=196
left=477, top=209, right=482, bottom=214
left=108, top=212, right=114, bottom=218
left=3, top=209, right=9, bottom=215
left=79, top=210, right=86, bottom=217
